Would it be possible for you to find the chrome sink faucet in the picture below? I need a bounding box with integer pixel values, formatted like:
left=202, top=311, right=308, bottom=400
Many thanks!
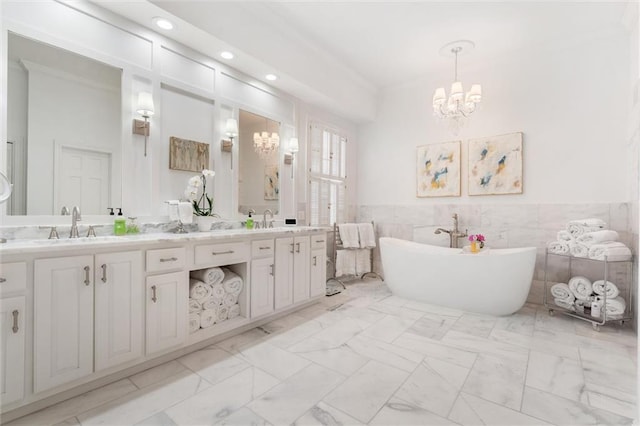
left=262, top=209, right=274, bottom=228
left=70, top=206, right=82, bottom=238
left=434, top=213, right=468, bottom=248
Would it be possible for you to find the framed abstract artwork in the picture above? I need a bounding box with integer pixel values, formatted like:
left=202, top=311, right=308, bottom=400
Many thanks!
left=169, top=136, right=210, bottom=172
left=468, top=132, right=523, bottom=196
left=416, top=141, right=461, bottom=197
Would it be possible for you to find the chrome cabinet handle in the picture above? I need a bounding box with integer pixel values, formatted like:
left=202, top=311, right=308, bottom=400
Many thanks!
left=0, top=278, right=6, bottom=283
left=313, top=256, right=317, bottom=266
left=160, top=257, right=178, bottom=263
left=270, top=264, right=274, bottom=276
left=289, top=243, right=294, bottom=254
left=212, top=250, right=234, bottom=256
left=315, top=239, right=325, bottom=243
left=101, top=264, right=107, bottom=283
left=151, top=285, right=157, bottom=303
left=296, top=243, right=301, bottom=253
left=12, top=310, right=18, bottom=333
left=84, top=266, right=90, bottom=285
left=259, top=246, right=271, bottom=250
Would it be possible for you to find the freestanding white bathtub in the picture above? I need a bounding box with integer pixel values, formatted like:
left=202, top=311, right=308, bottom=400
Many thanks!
left=379, top=237, right=537, bottom=316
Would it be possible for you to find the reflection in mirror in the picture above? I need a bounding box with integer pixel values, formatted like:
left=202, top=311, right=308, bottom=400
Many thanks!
left=238, top=109, right=280, bottom=216
left=7, top=33, right=122, bottom=215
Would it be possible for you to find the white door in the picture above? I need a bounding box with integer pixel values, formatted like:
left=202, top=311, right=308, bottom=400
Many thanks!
left=34, top=256, right=94, bottom=393
left=0, top=296, right=25, bottom=405
left=274, top=238, right=294, bottom=310
left=146, top=272, right=188, bottom=355
left=57, top=146, right=110, bottom=215
left=250, top=257, right=274, bottom=318
left=310, top=249, right=327, bottom=298
left=94, top=251, right=143, bottom=371
left=293, top=236, right=310, bottom=303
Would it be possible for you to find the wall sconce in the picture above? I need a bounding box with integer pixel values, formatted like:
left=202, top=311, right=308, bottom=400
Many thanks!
left=221, top=118, right=238, bottom=169
left=284, top=137, right=299, bottom=178
left=132, top=92, right=155, bottom=157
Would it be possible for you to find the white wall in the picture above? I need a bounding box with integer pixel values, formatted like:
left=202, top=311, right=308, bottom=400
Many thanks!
left=358, top=30, right=631, bottom=206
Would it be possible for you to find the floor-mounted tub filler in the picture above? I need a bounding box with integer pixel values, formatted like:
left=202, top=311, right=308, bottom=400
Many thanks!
left=379, top=237, right=537, bottom=316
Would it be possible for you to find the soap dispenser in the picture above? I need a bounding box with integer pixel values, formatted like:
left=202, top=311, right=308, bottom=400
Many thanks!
left=107, top=208, right=115, bottom=215
left=246, top=212, right=254, bottom=230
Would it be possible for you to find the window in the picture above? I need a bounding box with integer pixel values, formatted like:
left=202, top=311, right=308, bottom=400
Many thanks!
left=308, top=122, right=347, bottom=226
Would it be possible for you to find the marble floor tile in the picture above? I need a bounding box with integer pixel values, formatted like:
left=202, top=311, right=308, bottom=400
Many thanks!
left=237, top=341, right=311, bottom=380
left=292, top=401, right=363, bottom=426
left=449, top=392, right=552, bottom=425
left=368, top=397, right=458, bottom=425
left=289, top=337, right=370, bottom=376
left=266, top=319, right=325, bottom=349
left=441, top=329, right=529, bottom=361
left=5, top=379, right=138, bottom=426
left=462, top=353, right=528, bottom=410
left=335, top=304, right=389, bottom=324
left=294, top=317, right=369, bottom=349
left=534, top=309, right=579, bottom=334
left=367, top=301, right=425, bottom=320
left=345, top=334, right=424, bottom=372
left=52, top=418, right=80, bottom=426
left=165, top=367, right=279, bottom=425
left=580, top=346, right=637, bottom=396
left=247, top=364, right=346, bottom=425
left=213, top=407, right=271, bottom=425
left=393, top=332, right=477, bottom=368
left=401, top=300, right=465, bottom=318
left=130, top=360, right=189, bottom=389
left=359, top=314, right=418, bottom=343
left=213, top=327, right=271, bottom=354
left=521, top=386, right=634, bottom=425
left=489, top=328, right=580, bottom=360
left=525, top=351, right=587, bottom=403
left=405, top=312, right=458, bottom=341
left=177, top=346, right=250, bottom=385
left=323, top=360, right=409, bottom=423
left=135, top=411, right=178, bottom=426
left=450, top=313, right=497, bottom=338
left=585, top=382, right=637, bottom=419
left=394, top=356, right=470, bottom=417
left=492, top=306, right=536, bottom=336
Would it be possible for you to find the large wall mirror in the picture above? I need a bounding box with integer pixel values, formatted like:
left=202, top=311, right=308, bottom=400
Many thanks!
left=6, top=32, right=122, bottom=216
left=238, top=109, right=280, bottom=216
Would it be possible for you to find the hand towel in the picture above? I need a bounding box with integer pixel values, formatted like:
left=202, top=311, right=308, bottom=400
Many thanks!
left=200, top=309, right=217, bottom=328
left=554, top=298, right=575, bottom=311
left=223, top=292, right=239, bottom=307
left=595, top=295, right=626, bottom=317
left=547, top=240, right=570, bottom=255
left=336, top=250, right=356, bottom=277
left=338, top=223, right=360, bottom=248
left=550, top=283, right=574, bottom=302
left=228, top=304, right=240, bottom=320
left=217, top=305, right=230, bottom=322
left=188, top=299, right=202, bottom=314
left=355, top=249, right=371, bottom=276
left=167, top=200, right=179, bottom=221
left=221, top=269, right=244, bottom=295
left=211, top=283, right=226, bottom=301
left=357, top=223, right=376, bottom=248
left=592, top=280, right=620, bottom=299
left=576, top=230, right=619, bottom=246
left=178, top=201, right=193, bottom=224
left=588, top=242, right=632, bottom=261
left=202, top=298, right=222, bottom=311
left=190, top=267, right=224, bottom=286
left=189, top=278, right=212, bottom=302
left=556, top=230, right=574, bottom=242
left=568, top=241, right=589, bottom=258
left=188, top=312, right=201, bottom=334
left=568, top=276, right=593, bottom=300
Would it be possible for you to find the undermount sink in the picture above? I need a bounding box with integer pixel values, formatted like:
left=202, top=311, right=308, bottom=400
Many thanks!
left=30, top=236, right=124, bottom=244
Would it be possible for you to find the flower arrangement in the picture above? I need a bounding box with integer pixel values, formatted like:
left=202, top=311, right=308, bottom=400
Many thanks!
left=468, top=233, right=486, bottom=248
left=185, top=169, right=215, bottom=216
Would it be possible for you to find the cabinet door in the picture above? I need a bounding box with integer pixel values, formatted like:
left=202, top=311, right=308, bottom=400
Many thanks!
left=293, top=236, right=310, bottom=303
left=250, top=257, right=274, bottom=318
left=0, top=296, right=25, bottom=405
left=94, top=251, right=143, bottom=371
left=34, top=256, right=94, bottom=393
left=274, top=237, right=294, bottom=310
left=310, top=248, right=327, bottom=298
left=146, top=271, right=188, bottom=355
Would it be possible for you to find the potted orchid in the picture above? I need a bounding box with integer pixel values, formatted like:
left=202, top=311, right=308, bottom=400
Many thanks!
left=185, top=169, right=217, bottom=231
left=468, top=233, right=485, bottom=253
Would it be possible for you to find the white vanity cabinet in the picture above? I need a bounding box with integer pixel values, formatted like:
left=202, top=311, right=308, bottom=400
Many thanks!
left=34, top=251, right=143, bottom=393
left=310, top=236, right=327, bottom=298
left=274, top=236, right=311, bottom=309
left=145, top=271, right=188, bottom=355
left=250, top=239, right=275, bottom=318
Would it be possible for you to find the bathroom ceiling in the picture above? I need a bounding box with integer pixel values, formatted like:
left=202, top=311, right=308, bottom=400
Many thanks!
left=91, top=1, right=631, bottom=121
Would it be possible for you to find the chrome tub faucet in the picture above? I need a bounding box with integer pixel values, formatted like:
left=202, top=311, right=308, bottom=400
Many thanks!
left=434, top=213, right=468, bottom=248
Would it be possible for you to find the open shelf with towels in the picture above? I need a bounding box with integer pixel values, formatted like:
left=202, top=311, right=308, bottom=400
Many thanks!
left=543, top=249, right=633, bottom=331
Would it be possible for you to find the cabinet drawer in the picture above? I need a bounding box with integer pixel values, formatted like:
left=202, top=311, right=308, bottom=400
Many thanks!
left=252, top=239, right=274, bottom=258
left=310, top=234, right=327, bottom=250
left=0, top=262, right=27, bottom=294
left=147, top=247, right=186, bottom=273
left=194, top=242, right=249, bottom=267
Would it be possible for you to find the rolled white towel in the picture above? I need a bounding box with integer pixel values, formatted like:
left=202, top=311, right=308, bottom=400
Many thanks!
left=202, top=298, right=222, bottom=310
left=568, top=276, right=593, bottom=300
left=567, top=222, right=605, bottom=238
left=588, top=242, right=632, bottom=262
left=592, top=280, right=620, bottom=299
left=200, top=309, right=217, bottom=328
left=188, top=299, right=202, bottom=314
left=336, top=250, right=357, bottom=277
left=554, top=298, right=576, bottom=311
left=595, top=295, right=626, bottom=317
left=223, top=292, right=238, bottom=307
left=217, top=305, right=229, bottom=322
left=189, top=312, right=201, bottom=334
left=228, top=304, right=241, bottom=320
left=221, top=269, right=244, bottom=295
left=189, top=278, right=212, bottom=302
left=547, top=240, right=570, bottom=255
left=569, top=241, right=589, bottom=258
left=551, top=283, right=574, bottom=302
left=355, top=249, right=371, bottom=276
left=556, top=230, right=574, bottom=242
left=211, top=283, right=226, bottom=301
left=190, top=267, right=225, bottom=286
left=357, top=223, right=376, bottom=249
left=576, top=230, right=619, bottom=246
left=338, top=223, right=360, bottom=249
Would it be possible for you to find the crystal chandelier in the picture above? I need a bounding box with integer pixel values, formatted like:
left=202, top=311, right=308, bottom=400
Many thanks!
left=253, top=131, right=279, bottom=159
left=432, top=40, right=482, bottom=133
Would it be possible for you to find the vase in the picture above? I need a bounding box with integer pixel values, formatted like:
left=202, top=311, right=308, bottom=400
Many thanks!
left=196, top=216, right=216, bottom=232
left=470, top=241, right=480, bottom=253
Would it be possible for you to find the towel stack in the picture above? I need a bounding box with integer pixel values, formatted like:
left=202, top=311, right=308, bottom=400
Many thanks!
left=188, top=267, right=243, bottom=333
left=336, top=223, right=376, bottom=277
left=546, top=218, right=632, bottom=261
left=550, top=276, right=625, bottom=319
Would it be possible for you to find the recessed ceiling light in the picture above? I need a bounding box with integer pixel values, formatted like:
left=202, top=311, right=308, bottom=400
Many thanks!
left=220, top=51, right=234, bottom=60
left=153, top=17, right=174, bottom=30
left=265, top=74, right=278, bottom=81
